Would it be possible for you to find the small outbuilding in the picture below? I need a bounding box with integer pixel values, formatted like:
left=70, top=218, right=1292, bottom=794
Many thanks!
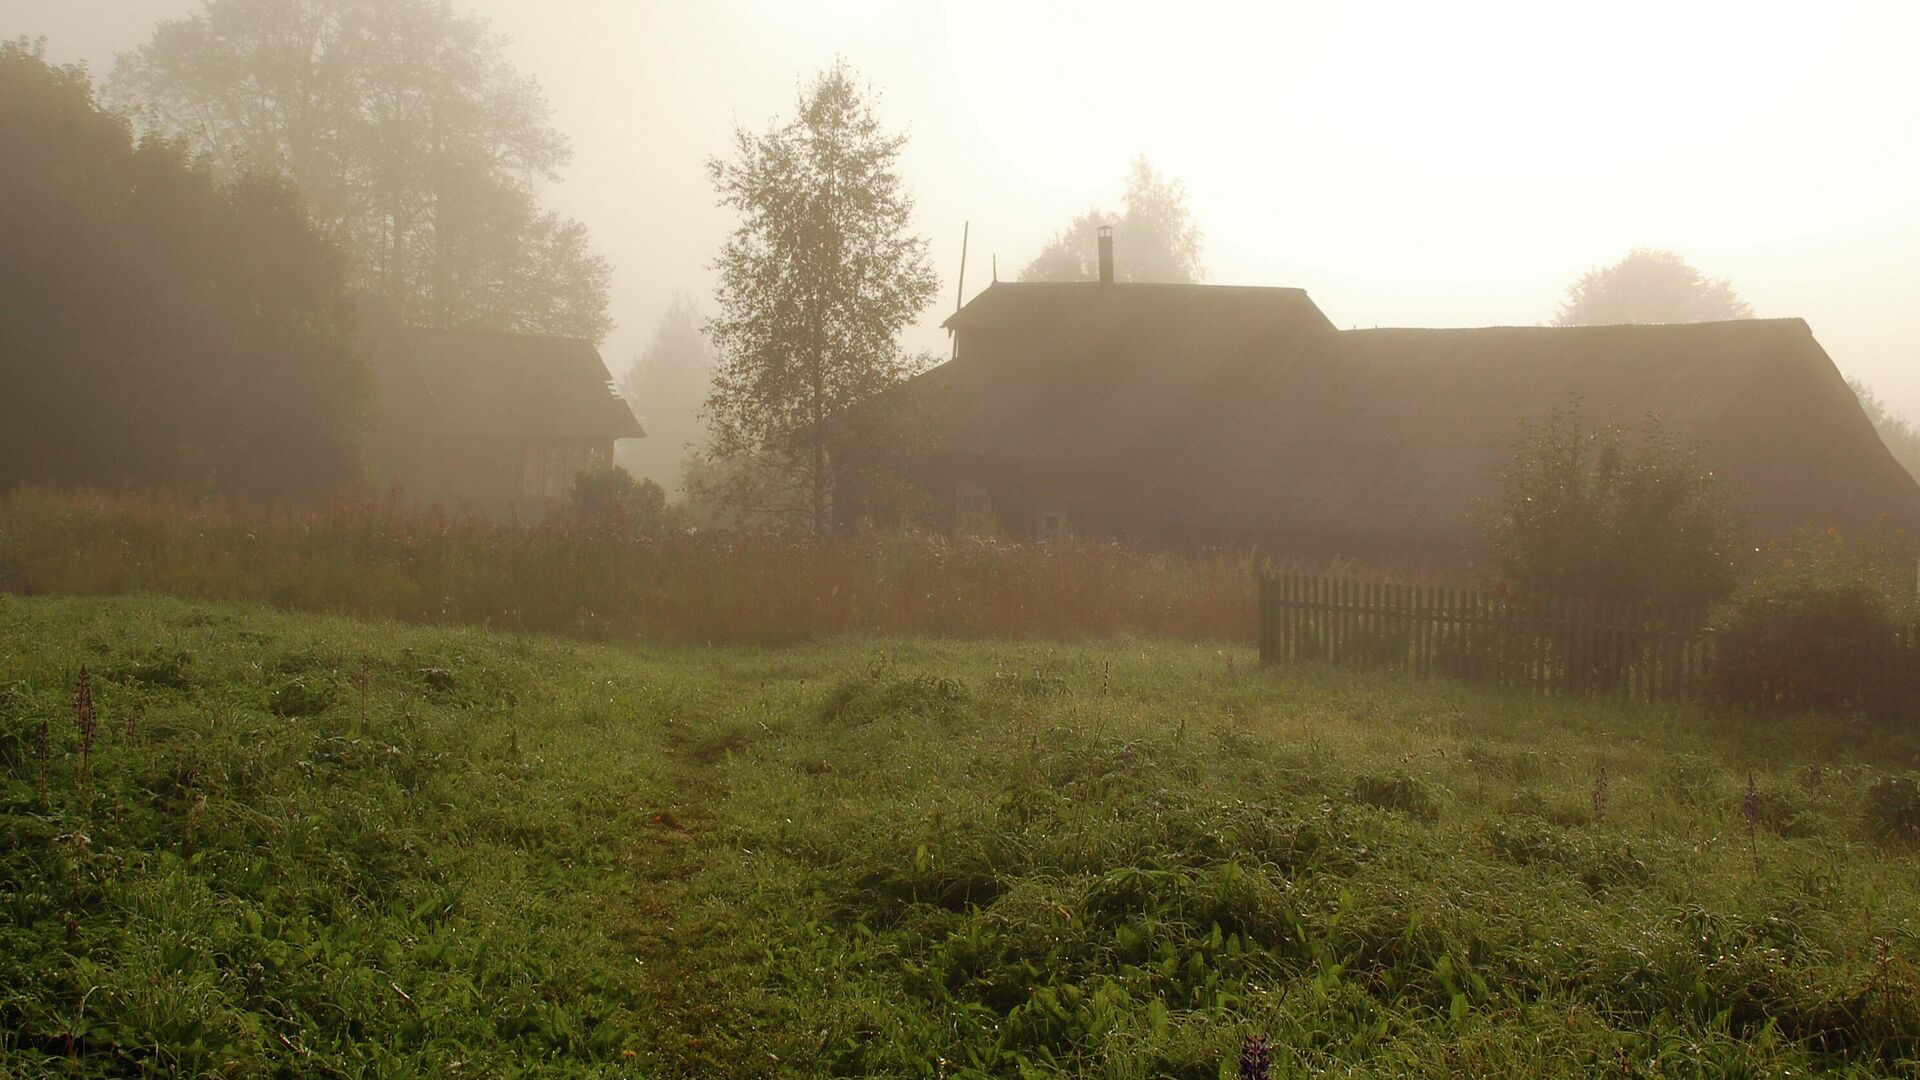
left=359, top=301, right=642, bottom=518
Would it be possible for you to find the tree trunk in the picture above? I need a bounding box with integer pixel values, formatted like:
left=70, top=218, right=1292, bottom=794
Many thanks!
left=811, top=402, right=826, bottom=539
left=810, top=105, right=842, bottom=541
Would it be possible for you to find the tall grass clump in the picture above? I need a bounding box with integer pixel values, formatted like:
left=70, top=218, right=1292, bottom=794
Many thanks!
left=0, top=486, right=1313, bottom=645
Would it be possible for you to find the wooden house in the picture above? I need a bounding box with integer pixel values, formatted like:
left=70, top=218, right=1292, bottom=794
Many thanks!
left=918, top=275, right=1920, bottom=561
left=359, top=302, right=642, bottom=518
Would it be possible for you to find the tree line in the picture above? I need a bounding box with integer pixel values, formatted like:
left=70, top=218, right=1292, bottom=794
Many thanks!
left=4, top=0, right=612, bottom=500
left=0, top=39, right=361, bottom=498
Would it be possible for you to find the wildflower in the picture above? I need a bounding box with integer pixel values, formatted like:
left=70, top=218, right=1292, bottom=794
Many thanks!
left=1591, top=763, right=1609, bottom=825
left=1239, top=1034, right=1272, bottom=1080
left=1743, top=771, right=1760, bottom=843
left=74, top=668, right=97, bottom=783
left=36, top=710, right=50, bottom=802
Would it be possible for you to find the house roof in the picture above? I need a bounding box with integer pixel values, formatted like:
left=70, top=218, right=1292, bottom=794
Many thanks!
left=940, top=280, right=1329, bottom=333
left=925, top=282, right=1920, bottom=556
left=923, top=282, right=1335, bottom=463
left=366, top=307, right=642, bottom=441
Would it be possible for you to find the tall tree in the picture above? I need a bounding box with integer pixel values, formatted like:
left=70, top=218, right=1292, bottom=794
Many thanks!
left=108, top=0, right=611, bottom=342
left=0, top=39, right=365, bottom=497
left=1553, top=249, right=1753, bottom=326
left=1849, top=378, right=1920, bottom=483
left=1022, top=156, right=1204, bottom=283
left=703, top=61, right=939, bottom=537
left=618, top=296, right=714, bottom=499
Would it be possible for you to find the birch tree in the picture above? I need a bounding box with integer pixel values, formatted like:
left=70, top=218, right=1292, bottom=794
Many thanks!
left=702, top=61, right=938, bottom=537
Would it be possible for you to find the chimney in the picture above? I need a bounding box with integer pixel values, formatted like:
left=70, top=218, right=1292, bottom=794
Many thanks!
left=1097, top=225, right=1114, bottom=285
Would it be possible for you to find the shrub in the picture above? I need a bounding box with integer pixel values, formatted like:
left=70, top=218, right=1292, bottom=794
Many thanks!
left=569, top=464, right=683, bottom=536
left=1864, top=773, right=1920, bottom=842
left=1483, top=404, right=1741, bottom=611
left=1709, top=562, right=1915, bottom=719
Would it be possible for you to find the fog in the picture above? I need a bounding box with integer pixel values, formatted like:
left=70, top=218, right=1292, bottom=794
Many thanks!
left=12, top=0, right=1920, bottom=415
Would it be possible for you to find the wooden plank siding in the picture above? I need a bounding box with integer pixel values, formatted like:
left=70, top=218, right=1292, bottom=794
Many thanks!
left=1256, top=572, right=1711, bottom=702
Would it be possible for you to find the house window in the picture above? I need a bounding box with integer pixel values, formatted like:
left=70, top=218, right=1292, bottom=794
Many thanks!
left=956, top=481, right=995, bottom=536
left=522, top=444, right=601, bottom=499
left=1036, top=508, right=1068, bottom=543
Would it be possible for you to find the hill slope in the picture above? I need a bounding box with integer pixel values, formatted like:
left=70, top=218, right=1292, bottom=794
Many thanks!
left=2, top=596, right=1916, bottom=1076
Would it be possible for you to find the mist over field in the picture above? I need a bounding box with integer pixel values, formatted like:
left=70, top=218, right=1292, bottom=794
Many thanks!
left=3, top=2, right=1919, bottom=1076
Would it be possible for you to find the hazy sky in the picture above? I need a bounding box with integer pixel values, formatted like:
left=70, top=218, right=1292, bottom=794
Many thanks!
left=10, top=0, right=1920, bottom=415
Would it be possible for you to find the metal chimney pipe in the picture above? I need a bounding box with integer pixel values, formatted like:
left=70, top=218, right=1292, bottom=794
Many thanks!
left=1097, top=225, right=1114, bottom=285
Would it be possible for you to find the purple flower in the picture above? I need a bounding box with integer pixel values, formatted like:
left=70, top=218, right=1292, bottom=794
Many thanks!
left=1239, top=1034, right=1272, bottom=1080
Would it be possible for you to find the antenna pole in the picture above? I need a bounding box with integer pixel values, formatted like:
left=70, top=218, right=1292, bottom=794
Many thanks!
left=951, top=220, right=969, bottom=360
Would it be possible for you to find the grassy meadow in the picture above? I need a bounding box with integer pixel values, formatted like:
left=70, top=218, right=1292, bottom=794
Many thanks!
left=3, top=594, right=1918, bottom=1077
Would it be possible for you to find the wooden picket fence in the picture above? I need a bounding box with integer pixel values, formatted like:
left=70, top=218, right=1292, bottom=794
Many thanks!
left=1256, top=572, right=1710, bottom=701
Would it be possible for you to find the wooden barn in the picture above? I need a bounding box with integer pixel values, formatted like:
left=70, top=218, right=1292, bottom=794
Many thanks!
left=918, top=277, right=1920, bottom=561
left=359, top=302, right=642, bottom=518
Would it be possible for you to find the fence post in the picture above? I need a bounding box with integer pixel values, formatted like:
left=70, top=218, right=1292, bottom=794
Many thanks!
left=1291, top=572, right=1303, bottom=664
left=1330, top=576, right=1343, bottom=667
left=1371, top=580, right=1381, bottom=667
left=1278, top=572, right=1290, bottom=664
left=1423, top=585, right=1436, bottom=679
left=1412, top=585, right=1426, bottom=678
left=1258, top=572, right=1271, bottom=664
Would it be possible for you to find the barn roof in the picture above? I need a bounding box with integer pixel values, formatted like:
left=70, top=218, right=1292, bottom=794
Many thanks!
left=369, top=314, right=642, bottom=441
left=925, top=282, right=1920, bottom=556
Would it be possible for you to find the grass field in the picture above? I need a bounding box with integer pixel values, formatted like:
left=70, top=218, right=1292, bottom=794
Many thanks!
left=3, top=594, right=1918, bottom=1077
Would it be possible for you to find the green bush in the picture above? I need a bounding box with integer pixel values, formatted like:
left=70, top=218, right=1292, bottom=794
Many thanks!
left=1483, top=405, right=1741, bottom=611
left=1709, top=573, right=1914, bottom=719
left=1864, top=772, right=1920, bottom=842
left=568, top=464, right=683, bottom=536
